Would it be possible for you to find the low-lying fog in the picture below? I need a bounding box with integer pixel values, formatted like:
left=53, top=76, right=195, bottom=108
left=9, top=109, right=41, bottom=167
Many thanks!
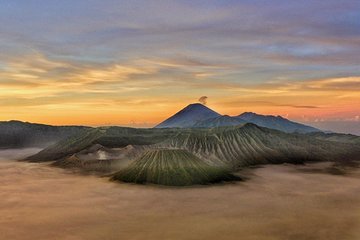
left=1, top=149, right=359, bottom=240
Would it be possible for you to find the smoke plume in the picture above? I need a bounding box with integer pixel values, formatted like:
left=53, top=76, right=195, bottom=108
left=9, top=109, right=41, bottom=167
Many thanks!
left=198, top=96, right=208, bottom=105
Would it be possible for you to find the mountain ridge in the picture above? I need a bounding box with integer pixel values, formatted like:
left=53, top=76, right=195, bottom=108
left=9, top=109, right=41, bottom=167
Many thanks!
left=155, top=103, right=320, bottom=133
left=155, top=103, right=221, bottom=128
left=236, top=112, right=319, bottom=133
left=0, top=120, right=91, bottom=149
left=24, top=123, right=360, bottom=185
left=27, top=124, right=360, bottom=167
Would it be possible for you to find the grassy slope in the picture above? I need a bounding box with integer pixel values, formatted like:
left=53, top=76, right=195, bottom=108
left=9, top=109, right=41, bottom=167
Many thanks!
left=158, top=124, right=360, bottom=168
left=111, top=149, right=237, bottom=186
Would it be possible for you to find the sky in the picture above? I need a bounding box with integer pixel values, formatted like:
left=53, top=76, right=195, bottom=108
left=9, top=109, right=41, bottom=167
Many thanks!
left=0, top=0, right=359, bottom=134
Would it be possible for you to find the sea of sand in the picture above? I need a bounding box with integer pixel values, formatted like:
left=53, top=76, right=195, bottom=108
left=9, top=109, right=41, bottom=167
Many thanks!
left=0, top=148, right=359, bottom=240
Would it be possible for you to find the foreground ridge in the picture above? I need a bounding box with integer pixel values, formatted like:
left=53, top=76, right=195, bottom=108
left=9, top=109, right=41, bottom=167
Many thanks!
left=111, top=149, right=239, bottom=186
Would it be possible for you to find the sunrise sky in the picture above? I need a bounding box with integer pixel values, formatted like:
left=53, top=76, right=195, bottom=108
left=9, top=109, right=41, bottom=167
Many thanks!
left=0, top=1, right=359, bottom=133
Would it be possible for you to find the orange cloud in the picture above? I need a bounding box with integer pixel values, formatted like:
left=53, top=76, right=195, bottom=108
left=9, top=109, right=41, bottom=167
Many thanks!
left=0, top=52, right=358, bottom=126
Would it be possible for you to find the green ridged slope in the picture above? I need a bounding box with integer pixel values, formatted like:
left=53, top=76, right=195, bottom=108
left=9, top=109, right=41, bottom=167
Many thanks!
left=111, top=149, right=238, bottom=186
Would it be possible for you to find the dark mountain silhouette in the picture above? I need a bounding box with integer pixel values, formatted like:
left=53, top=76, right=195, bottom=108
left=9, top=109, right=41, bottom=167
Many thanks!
left=236, top=112, right=320, bottom=133
left=155, top=103, right=221, bottom=128
left=0, top=120, right=90, bottom=149
left=155, top=104, right=320, bottom=133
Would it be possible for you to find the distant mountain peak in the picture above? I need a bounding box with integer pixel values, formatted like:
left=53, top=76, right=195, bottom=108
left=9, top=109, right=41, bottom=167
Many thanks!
left=239, top=112, right=287, bottom=120
left=187, top=103, right=204, bottom=107
left=155, top=103, right=221, bottom=128
left=240, top=112, right=278, bottom=117
left=180, top=103, right=210, bottom=111
left=155, top=103, right=320, bottom=133
left=236, top=112, right=319, bottom=133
